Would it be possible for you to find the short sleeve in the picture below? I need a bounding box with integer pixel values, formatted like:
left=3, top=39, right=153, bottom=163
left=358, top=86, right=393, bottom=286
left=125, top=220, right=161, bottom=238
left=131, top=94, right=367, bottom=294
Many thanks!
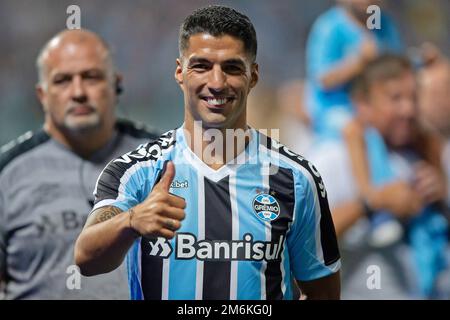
left=288, top=166, right=341, bottom=282
left=92, top=133, right=176, bottom=214
left=93, top=156, right=155, bottom=213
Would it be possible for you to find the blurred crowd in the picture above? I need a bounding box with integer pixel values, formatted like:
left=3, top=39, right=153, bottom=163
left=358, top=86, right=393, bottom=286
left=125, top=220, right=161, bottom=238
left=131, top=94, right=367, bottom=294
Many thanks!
left=1, top=0, right=448, bottom=145
left=262, top=0, right=450, bottom=299
left=1, top=0, right=449, bottom=299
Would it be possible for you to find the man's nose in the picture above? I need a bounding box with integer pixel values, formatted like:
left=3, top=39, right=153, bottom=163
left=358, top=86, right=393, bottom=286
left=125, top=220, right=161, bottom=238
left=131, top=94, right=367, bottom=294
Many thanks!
left=71, top=76, right=88, bottom=103
left=207, top=65, right=227, bottom=93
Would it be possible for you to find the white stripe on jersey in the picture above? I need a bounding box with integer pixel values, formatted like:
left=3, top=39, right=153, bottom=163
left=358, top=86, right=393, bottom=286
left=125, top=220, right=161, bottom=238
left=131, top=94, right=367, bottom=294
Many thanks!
left=280, top=243, right=287, bottom=297
left=161, top=258, right=170, bottom=300
left=195, top=174, right=205, bottom=300
left=260, top=160, right=272, bottom=300
left=137, top=239, right=144, bottom=299
left=229, top=171, right=239, bottom=300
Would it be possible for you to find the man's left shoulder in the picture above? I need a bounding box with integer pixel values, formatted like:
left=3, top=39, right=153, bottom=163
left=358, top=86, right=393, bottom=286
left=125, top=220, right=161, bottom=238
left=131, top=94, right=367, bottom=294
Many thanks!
left=258, top=132, right=323, bottom=180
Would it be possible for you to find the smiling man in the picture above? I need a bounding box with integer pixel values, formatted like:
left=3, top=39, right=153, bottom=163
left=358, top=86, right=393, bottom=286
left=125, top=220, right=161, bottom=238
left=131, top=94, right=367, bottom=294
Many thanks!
left=75, top=5, right=341, bottom=300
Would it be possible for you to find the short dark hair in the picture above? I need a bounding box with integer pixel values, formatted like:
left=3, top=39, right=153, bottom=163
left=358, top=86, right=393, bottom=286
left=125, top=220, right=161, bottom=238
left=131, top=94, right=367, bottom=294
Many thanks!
left=179, top=5, right=257, bottom=62
left=351, top=54, right=413, bottom=98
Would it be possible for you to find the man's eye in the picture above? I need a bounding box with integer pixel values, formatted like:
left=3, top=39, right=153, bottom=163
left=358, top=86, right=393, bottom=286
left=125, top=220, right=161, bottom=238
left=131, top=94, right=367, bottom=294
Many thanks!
left=224, top=65, right=244, bottom=74
left=53, top=77, right=70, bottom=85
left=191, top=64, right=208, bottom=70
left=85, top=75, right=100, bottom=79
left=83, top=73, right=104, bottom=81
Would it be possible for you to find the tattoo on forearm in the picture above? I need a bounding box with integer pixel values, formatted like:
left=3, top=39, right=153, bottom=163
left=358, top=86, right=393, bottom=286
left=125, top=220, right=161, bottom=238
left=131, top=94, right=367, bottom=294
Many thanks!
left=95, top=206, right=123, bottom=223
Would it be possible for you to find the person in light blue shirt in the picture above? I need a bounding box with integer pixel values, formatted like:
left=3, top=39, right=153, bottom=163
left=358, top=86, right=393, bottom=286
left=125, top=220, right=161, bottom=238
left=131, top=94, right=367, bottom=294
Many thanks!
left=305, top=0, right=403, bottom=140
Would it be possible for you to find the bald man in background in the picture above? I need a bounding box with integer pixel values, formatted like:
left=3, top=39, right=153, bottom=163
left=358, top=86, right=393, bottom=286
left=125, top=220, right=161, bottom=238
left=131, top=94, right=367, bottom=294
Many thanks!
left=0, top=29, right=158, bottom=299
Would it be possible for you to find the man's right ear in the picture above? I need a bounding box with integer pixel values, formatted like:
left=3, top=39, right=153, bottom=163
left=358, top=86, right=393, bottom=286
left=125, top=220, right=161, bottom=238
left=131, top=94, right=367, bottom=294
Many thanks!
left=36, top=84, right=48, bottom=113
left=174, top=58, right=183, bottom=86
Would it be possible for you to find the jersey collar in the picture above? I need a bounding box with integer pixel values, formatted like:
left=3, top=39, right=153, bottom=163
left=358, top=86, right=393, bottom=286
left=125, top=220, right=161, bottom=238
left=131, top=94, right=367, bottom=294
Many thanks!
left=175, top=124, right=259, bottom=182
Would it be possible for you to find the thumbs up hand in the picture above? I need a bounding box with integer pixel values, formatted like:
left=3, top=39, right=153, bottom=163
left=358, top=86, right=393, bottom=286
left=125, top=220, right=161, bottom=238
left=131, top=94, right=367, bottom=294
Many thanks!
left=129, top=161, right=186, bottom=239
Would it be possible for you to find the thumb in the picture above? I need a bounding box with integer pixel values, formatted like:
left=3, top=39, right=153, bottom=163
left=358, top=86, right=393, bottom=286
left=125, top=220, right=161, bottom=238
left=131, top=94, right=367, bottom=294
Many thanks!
left=155, top=161, right=176, bottom=192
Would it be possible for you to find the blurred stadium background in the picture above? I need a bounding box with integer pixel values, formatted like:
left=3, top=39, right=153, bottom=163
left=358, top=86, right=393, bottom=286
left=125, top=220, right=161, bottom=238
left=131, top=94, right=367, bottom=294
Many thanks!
left=0, top=0, right=448, bottom=146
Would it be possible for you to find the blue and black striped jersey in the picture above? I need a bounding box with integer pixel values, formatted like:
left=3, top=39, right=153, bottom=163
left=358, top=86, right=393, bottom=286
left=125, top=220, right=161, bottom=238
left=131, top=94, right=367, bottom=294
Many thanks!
left=93, top=126, right=340, bottom=300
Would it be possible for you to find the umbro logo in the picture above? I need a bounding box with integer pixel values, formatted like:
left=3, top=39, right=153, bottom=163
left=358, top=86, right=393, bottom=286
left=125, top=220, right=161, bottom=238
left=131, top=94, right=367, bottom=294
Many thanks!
left=149, top=238, right=173, bottom=258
